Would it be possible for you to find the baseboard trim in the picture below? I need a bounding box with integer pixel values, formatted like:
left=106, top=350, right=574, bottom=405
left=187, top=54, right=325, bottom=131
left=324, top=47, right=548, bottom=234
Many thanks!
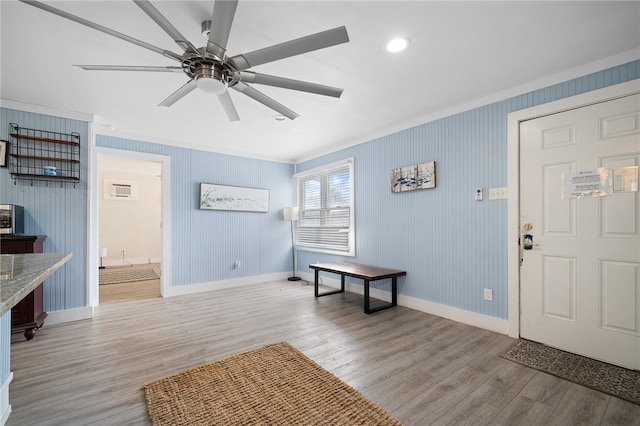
left=0, top=372, right=12, bottom=426
left=163, top=273, right=292, bottom=297
left=298, top=272, right=508, bottom=335
left=102, top=258, right=155, bottom=267
left=398, top=294, right=508, bottom=335
left=45, top=306, right=93, bottom=326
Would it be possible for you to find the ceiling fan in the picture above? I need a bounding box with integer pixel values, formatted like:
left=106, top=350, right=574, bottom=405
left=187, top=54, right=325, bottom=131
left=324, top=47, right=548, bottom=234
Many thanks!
left=20, top=0, right=349, bottom=121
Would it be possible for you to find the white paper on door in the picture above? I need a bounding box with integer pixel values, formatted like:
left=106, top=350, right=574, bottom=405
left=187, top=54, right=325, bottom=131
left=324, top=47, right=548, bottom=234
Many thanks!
left=562, top=168, right=612, bottom=198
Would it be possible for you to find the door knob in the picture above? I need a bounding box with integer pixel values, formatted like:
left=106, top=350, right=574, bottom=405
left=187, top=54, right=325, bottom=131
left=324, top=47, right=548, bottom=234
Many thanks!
left=520, top=223, right=539, bottom=266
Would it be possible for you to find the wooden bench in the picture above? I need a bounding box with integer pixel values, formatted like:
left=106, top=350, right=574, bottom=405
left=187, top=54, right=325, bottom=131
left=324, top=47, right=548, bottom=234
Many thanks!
left=309, top=262, right=406, bottom=314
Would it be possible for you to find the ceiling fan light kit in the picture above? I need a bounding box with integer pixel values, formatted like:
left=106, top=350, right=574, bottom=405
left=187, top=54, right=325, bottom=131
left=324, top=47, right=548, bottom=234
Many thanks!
left=194, top=63, right=228, bottom=94
left=19, top=0, right=349, bottom=122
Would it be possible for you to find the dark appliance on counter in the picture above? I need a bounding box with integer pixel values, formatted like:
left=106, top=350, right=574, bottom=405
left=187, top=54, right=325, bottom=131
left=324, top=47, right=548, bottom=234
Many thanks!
left=0, top=204, right=24, bottom=235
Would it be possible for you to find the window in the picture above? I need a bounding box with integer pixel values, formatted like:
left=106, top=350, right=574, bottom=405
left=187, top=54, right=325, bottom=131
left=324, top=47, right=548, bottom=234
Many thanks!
left=295, top=158, right=354, bottom=256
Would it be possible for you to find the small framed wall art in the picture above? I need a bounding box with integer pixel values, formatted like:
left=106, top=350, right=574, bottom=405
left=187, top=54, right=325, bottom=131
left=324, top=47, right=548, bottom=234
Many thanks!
left=200, top=183, right=269, bottom=212
left=391, top=161, right=436, bottom=193
left=0, top=140, right=7, bottom=167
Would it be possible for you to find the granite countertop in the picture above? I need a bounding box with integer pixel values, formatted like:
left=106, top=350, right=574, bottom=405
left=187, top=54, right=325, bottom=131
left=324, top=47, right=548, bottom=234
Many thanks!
left=0, top=252, right=72, bottom=317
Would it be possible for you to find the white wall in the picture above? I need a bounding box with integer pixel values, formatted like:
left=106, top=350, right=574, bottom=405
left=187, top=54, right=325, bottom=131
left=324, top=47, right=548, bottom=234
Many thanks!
left=98, top=156, right=161, bottom=266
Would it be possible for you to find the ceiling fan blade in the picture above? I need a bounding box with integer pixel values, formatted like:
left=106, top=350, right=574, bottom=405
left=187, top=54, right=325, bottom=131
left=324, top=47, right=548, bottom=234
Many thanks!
left=75, top=65, right=183, bottom=72
left=217, top=91, right=240, bottom=122
left=229, top=26, right=349, bottom=71
left=19, top=0, right=183, bottom=62
left=133, top=0, right=199, bottom=55
left=238, top=71, right=343, bottom=98
left=232, top=82, right=299, bottom=120
left=159, top=80, right=197, bottom=107
left=206, top=0, right=238, bottom=58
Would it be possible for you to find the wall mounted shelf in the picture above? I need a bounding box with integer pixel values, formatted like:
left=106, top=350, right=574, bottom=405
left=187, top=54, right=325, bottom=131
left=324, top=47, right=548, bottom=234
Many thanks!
left=8, top=123, right=80, bottom=186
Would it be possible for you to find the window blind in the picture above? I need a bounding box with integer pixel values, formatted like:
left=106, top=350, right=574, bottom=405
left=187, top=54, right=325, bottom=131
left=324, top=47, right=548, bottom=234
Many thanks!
left=295, top=159, right=354, bottom=255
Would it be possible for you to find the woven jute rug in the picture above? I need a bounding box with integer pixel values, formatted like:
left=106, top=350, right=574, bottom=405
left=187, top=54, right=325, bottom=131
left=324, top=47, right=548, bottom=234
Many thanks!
left=142, top=342, right=403, bottom=425
left=502, top=339, right=640, bottom=405
left=99, top=268, right=159, bottom=285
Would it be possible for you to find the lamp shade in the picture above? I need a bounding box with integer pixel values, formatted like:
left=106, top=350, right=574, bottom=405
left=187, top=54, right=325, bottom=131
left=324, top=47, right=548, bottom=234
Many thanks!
left=282, top=207, right=299, bottom=221
left=100, top=247, right=108, bottom=258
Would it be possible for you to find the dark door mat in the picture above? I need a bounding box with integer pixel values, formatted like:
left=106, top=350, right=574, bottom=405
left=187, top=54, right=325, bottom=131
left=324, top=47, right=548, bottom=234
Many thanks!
left=501, top=339, right=639, bottom=405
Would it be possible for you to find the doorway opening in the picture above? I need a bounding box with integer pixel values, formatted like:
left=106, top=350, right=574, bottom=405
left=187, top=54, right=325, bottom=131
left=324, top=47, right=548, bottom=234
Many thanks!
left=97, top=153, right=163, bottom=303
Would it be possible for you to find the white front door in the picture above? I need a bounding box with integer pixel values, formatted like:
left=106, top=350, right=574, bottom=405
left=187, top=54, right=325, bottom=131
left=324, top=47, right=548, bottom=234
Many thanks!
left=519, top=93, right=640, bottom=369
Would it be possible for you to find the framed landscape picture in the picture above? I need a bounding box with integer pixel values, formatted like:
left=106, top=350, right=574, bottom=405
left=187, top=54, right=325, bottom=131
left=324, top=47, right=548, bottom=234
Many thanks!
left=200, top=183, right=269, bottom=212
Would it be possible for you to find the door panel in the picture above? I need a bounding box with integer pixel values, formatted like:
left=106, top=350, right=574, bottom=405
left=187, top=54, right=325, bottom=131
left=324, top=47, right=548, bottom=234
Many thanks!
left=600, top=260, right=639, bottom=335
left=601, top=155, right=639, bottom=237
left=542, top=255, right=576, bottom=321
left=520, top=94, right=640, bottom=369
left=543, top=163, right=575, bottom=236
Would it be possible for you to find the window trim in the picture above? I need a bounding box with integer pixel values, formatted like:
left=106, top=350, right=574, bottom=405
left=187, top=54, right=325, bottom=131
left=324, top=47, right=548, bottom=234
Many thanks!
left=293, top=157, right=355, bottom=256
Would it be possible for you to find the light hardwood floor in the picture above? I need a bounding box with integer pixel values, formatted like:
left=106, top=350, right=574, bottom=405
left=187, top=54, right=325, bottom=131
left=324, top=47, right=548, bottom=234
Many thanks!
left=7, top=279, right=640, bottom=425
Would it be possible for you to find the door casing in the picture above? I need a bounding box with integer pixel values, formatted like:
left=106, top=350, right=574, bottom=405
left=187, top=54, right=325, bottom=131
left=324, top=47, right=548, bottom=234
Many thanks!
left=89, top=143, right=172, bottom=306
left=506, top=79, right=640, bottom=338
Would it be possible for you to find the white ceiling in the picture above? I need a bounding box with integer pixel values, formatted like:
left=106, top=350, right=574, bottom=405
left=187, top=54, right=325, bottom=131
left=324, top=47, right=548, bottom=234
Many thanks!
left=2, top=1, right=639, bottom=164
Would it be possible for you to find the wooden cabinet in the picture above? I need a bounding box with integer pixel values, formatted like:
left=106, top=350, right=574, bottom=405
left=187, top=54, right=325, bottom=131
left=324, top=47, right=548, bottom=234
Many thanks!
left=0, top=235, right=47, bottom=340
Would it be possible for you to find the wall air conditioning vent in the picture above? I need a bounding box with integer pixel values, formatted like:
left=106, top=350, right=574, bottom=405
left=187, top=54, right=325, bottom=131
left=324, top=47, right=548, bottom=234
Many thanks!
left=113, top=183, right=132, bottom=198
left=104, top=179, right=139, bottom=200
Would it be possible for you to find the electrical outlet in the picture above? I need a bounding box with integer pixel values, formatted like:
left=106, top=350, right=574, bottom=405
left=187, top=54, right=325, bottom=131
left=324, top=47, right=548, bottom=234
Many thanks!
left=483, top=288, right=493, bottom=301
left=475, top=188, right=483, bottom=201
left=234, top=260, right=241, bottom=269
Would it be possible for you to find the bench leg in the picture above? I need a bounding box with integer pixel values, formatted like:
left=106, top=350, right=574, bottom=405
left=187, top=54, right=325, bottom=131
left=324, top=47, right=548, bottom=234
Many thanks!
left=315, top=271, right=346, bottom=297
left=392, top=277, right=398, bottom=306
left=364, top=279, right=370, bottom=313
left=364, top=277, right=398, bottom=314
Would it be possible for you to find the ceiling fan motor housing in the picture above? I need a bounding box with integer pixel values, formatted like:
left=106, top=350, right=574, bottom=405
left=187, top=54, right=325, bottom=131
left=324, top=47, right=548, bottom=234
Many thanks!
left=194, top=62, right=229, bottom=93
left=180, top=46, right=238, bottom=93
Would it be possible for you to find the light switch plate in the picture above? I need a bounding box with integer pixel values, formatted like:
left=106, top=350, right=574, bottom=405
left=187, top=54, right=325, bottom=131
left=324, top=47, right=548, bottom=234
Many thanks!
left=489, top=187, right=507, bottom=200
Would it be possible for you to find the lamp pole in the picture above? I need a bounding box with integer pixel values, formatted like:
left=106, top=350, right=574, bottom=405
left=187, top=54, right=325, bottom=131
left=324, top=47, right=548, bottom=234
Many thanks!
left=288, top=219, right=301, bottom=281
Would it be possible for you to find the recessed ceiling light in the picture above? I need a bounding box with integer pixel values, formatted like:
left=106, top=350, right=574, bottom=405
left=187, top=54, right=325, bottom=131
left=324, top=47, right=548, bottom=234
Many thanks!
left=385, top=37, right=409, bottom=53
left=272, top=115, right=287, bottom=122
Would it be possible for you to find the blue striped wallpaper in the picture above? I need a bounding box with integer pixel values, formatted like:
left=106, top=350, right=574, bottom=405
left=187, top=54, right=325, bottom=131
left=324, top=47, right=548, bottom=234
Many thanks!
left=0, top=109, right=89, bottom=313
left=297, top=60, right=640, bottom=320
left=96, top=136, right=296, bottom=286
